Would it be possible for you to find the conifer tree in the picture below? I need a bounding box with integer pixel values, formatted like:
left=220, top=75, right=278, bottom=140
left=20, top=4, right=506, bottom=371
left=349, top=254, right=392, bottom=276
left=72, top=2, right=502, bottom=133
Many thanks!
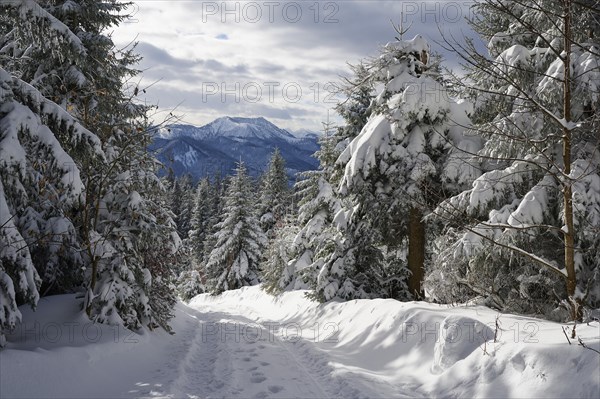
left=279, top=118, right=345, bottom=294
left=261, top=215, right=300, bottom=295
left=258, top=149, right=290, bottom=236
left=204, top=163, right=266, bottom=294
left=1, top=0, right=182, bottom=333
left=176, top=267, right=205, bottom=302
left=36, top=0, right=183, bottom=329
left=189, top=177, right=214, bottom=263
left=0, top=0, right=104, bottom=345
left=429, top=0, right=600, bottom=320
left=170, top=174, right=194, bottom=240
left=310, top=35, right=478, bottom=301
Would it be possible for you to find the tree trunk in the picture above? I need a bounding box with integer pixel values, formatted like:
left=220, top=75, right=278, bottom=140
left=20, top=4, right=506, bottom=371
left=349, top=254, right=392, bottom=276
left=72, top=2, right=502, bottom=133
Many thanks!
left=408, top=207, right=425, bottom=299
left=562, top=0, right=581, bottom=321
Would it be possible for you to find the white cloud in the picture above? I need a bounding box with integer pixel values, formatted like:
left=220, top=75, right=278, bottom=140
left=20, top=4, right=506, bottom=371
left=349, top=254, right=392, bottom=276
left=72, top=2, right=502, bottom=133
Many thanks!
left=113, top=1, right=478, bottom=131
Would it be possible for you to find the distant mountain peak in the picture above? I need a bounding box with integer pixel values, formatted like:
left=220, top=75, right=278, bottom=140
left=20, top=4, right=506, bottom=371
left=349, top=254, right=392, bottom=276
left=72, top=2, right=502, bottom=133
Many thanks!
left=149, top=116, right=320, bottom=182
left=166, top=116, right=295, bottom=141
left=291, top=128, right=321, bottom=139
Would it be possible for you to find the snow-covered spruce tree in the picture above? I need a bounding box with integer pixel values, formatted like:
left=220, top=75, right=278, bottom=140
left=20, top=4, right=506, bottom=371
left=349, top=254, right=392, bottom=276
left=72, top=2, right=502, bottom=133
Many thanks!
left=81, top=103, right=180, bottom=329
left=188, top=177, right=214, bottom=263
left=281, top=106, right=364, bottom=297
left=199, top=174, right=225, bottom=274
left=54, top=0, right=181, bottom=330
left=0, top=73, right=103, bottom=345
left=285, top=67, right=375, bottom=301
left=8, top=0, right=182, bottom=329
left=261, top=214, right=300, bottom=295
left=170, top=174, right=194, bottom=240
left=258, top=148, right=290, bottom=236
left=86, top=127, right=181, bottom=331
left=302, top=65, right=378, bottom=300
left=204, top=163, right=266, bottom=294
left=429, top=0, right=600, bottom=320
left=284, top=124, right=342, bottom=293
left=0, top=0, right=107, bottom=295
left=314, top=35, right=479, bottom=301
left=0, top=0, right=105, bottom=345
left=176, top=267, right=205, bottom=302
left=175, top=177, right=216, bottom=301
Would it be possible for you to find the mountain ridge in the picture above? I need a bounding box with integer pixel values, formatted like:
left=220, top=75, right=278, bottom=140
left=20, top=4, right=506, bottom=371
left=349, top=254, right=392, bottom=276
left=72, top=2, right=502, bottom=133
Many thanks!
left=150, top=116, right=320, bottom=182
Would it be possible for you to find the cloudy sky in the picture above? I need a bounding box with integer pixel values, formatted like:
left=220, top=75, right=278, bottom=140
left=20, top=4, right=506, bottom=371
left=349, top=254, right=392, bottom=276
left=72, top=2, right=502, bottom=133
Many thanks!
left=112, top=1, right=479, bottom=131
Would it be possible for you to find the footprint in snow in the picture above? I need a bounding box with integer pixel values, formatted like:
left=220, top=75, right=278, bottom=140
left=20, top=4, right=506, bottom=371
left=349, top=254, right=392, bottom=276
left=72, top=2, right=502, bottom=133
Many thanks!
left=268, top=385, right=283, bottom=393
left=510, top=354, right=526, bottom=372
left=250, top=375, right=267, bottom=383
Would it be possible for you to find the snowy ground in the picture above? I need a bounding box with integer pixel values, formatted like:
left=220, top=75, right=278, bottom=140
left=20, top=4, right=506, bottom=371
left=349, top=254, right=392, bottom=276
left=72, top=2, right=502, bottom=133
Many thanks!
left=1, top=286, right=599, bottom=398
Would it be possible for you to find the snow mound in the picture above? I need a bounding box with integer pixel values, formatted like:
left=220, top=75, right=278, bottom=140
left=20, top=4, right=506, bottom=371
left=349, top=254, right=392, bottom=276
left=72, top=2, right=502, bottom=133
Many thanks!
left=188, top=286, right=600, bottom=398
left=432, top=315, right=494, bottom=374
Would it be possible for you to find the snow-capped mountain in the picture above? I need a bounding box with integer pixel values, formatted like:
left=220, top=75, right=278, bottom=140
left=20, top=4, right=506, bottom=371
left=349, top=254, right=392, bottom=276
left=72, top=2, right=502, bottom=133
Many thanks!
left=150, top=117, right=320, bottom=181
left=289, top=128, right=321, bottom=140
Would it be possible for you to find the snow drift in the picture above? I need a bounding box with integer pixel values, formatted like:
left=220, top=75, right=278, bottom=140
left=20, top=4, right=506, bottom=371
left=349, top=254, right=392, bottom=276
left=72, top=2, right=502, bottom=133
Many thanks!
left=1, top=287, right=599, bottom=398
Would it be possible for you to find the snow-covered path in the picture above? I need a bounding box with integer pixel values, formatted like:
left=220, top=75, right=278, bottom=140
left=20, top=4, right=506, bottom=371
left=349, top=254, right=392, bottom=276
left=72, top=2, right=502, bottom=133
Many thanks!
left=164, top=308, right=329, bottom=398
left=150, top=304, right=417, bottom=399
left=2, top=287, right=599, bottom=399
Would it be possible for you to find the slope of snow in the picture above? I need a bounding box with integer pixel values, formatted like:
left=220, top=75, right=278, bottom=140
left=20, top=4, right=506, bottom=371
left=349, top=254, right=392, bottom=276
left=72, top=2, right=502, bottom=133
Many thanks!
left=0, top=295, right=178, bottom=398
left=1, top=287, right=599, bottom=398
left=173, top=145, right=199, bottom=168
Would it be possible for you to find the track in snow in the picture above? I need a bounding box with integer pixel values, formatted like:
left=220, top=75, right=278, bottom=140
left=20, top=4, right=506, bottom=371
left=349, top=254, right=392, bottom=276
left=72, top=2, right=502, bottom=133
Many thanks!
left=154, top=306, right=331, bottom=398
left=137, top=303, right=420, bottom=399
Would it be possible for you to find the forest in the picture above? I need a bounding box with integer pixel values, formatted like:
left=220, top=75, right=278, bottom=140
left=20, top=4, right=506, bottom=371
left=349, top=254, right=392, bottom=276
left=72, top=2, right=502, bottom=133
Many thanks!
left=1, top=0, right=599, bottom=352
